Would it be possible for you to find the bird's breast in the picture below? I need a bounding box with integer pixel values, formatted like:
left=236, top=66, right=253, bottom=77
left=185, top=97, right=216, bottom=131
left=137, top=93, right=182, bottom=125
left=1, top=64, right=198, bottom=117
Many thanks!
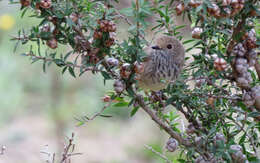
left=152, top=50, right=179, bottom=81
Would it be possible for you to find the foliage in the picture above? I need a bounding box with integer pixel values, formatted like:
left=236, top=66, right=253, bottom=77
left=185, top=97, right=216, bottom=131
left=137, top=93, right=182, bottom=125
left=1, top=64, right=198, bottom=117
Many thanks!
left=12, top=0, right=260, bottom=162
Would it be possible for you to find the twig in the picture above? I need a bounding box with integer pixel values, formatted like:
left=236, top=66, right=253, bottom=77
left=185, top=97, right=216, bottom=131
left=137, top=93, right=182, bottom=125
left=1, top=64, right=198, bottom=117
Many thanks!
left=60, top=133, right=83, bottom=163
left=75, top=100, right=113, bottom=125
left=135, top=0, right=140, bottom=39
left=26, top=52, right=101, bottom=72
left=144, top=145, right=171, bottom=163
left=41, top=133, right=82, bottom=163
left=186, top=92, right=240, bottom=101
left=89, top=101, right=112, bottom=121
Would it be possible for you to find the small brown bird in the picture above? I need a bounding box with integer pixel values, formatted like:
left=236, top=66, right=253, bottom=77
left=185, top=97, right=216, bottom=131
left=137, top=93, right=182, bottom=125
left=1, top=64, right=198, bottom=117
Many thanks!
left=138, top=36, right=185, bottom=91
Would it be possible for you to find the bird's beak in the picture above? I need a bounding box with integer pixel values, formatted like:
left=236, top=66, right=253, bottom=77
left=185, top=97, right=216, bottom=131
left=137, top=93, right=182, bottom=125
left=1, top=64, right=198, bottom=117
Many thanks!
left=151, top=45, right=161, bottom=50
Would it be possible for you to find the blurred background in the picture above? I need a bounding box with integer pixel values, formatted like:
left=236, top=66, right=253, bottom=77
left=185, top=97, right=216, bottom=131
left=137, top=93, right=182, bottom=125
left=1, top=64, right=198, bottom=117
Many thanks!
left=0, top=0, right=187, bottom=163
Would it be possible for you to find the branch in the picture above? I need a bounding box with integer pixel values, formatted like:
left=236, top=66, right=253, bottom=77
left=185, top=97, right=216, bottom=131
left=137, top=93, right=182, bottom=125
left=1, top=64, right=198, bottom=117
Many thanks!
left=75, top=101, right=113, bottom=125
left=89, top=101, right=112, bottom=121
left=40, top=133, right=82, bottom=163
left=26, top=52, right=101, bottom=72
left=135, top=94, right=191, bottom=147
left=60, top=133, right=83, bottom=163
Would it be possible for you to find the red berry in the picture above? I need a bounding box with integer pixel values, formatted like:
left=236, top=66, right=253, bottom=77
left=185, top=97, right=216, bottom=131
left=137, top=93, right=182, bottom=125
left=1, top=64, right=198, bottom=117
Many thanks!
left=192, top=27, right=203, bottom=39
left=102, top=95, right=111, bottom=102
left=214, top=58, right=227, bottom=71
left=20, top=0, right=31, bottom=7
left=222, top=0, right=231, bottom=6
left=40, top=0, right=52, bottom=9
left=89, top=55, right=99, bottom=64
left=46, top=38, right=58, bottom=49
left=69, top=13, right=79, bottom=23
left=176, top=3, right=185, bottom=16
left=134, top=62, right=144, bottom=74
left=206, top=97, right=215, bottom=106
left=120, top=63, right=131, bottom=79
left=93, top=30, right=103, bottom=40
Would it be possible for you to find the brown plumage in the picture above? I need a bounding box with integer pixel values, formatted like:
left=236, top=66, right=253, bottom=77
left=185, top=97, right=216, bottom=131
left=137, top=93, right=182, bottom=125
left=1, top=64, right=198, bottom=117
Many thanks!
left=138, top=36, right=185, bottom=91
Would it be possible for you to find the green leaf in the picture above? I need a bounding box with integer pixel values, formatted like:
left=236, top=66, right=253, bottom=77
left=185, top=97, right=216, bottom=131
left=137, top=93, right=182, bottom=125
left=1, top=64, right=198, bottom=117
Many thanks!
left=99, top=114, right=113, bottom=118
left=62, top=66, right=67, bottom=74
left=239, top=133, right=246, bottom=144
left=126, top=87, right=135, bottom=97
left=248, top=112, right=260, bottom=118
left=76, top=121, right=85, bottom=126
left=166, top=97, right=175, bottom=106
left=101, top=71, right=111, bottom=80
left=66, top=18, right=76, bottom=28
left=130, top=107, right=139, bottom=117
left=177, top=159, right=186, bottom=163
left=113, top=102, right=129, bottom=107
left=42, top=60, right=46, bottom=73
left=68, top=67, right=76, bottom=78
left=54, top=59, right=65, bottom=67
left=21, top=7, right=28, bottom=18
left=182, top=39, right=195, bottom=45
left=120, top=8, right=133, bottom=17
left=64, top=51, right=73, bottom=61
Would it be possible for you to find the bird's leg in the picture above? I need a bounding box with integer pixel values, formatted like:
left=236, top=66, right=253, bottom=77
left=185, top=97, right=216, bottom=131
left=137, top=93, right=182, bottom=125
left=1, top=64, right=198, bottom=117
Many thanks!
left=151, top=91, right=166, bottom=110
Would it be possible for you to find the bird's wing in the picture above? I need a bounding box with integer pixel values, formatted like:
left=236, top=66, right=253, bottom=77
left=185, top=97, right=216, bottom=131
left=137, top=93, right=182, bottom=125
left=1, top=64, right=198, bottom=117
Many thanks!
left=142, top=47, right=156, bottom=76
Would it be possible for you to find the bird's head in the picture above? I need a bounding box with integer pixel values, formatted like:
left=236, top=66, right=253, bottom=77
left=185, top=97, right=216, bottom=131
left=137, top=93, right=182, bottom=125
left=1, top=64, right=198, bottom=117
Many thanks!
left=151, top=36, right=185, bottom=58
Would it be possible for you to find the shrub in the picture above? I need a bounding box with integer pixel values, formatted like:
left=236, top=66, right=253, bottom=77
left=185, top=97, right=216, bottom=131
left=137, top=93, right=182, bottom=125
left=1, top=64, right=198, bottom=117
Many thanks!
left=12, top=0, right=260, bottom=162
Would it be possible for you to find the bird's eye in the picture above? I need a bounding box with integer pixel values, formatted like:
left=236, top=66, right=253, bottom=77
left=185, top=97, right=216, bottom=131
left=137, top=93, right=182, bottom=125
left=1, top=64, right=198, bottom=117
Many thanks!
left=167, top=44, right=172, bottom=49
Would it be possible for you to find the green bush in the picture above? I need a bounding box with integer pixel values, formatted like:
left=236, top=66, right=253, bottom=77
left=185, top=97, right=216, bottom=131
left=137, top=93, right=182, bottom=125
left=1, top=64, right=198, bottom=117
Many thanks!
left=12, top=0, right=260, bottom=162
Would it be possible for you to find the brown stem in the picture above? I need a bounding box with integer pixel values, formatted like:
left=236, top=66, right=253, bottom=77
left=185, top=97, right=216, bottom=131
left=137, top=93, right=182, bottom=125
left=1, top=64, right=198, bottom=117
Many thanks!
left=136, top=0, right=140, bottom=39
left=26, top=52, right=100, bottom=72
left=135, top=94, right=191, bottom=147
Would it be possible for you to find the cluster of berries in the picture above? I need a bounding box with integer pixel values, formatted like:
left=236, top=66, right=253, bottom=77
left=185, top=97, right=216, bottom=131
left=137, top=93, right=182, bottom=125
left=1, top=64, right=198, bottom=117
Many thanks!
left=110, top=61, right=144, bottom=94
left=195, top=156, right=217, bottom=163
left=74, top=35, right=90, bottom=52
left=38, top=24, right=58, bottom=49
left=176, top=0, right=252, bottom=18
left=230, top=145, right=248, bottom=163
left=82, top=19, right=117, bottom=64
left=21, top=0, right=52, bottom=9
left=175, top=0, right=202, bottom=16
left=21, top=0, right=84, bottom=51
left=82, top=19, right=116, bottom=65
left=93, top=19, right=116, bottom=47
left=20, top=0, right=31, bottom=7
left=232, top=29, right=258, bottom=89
left=38, top=0, right=52, bottom=9
left=107, top=56, right=144, bottom=94
left=243, top=86, right=260, bottom=109
left=193, top=133, right=247, bottom=163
